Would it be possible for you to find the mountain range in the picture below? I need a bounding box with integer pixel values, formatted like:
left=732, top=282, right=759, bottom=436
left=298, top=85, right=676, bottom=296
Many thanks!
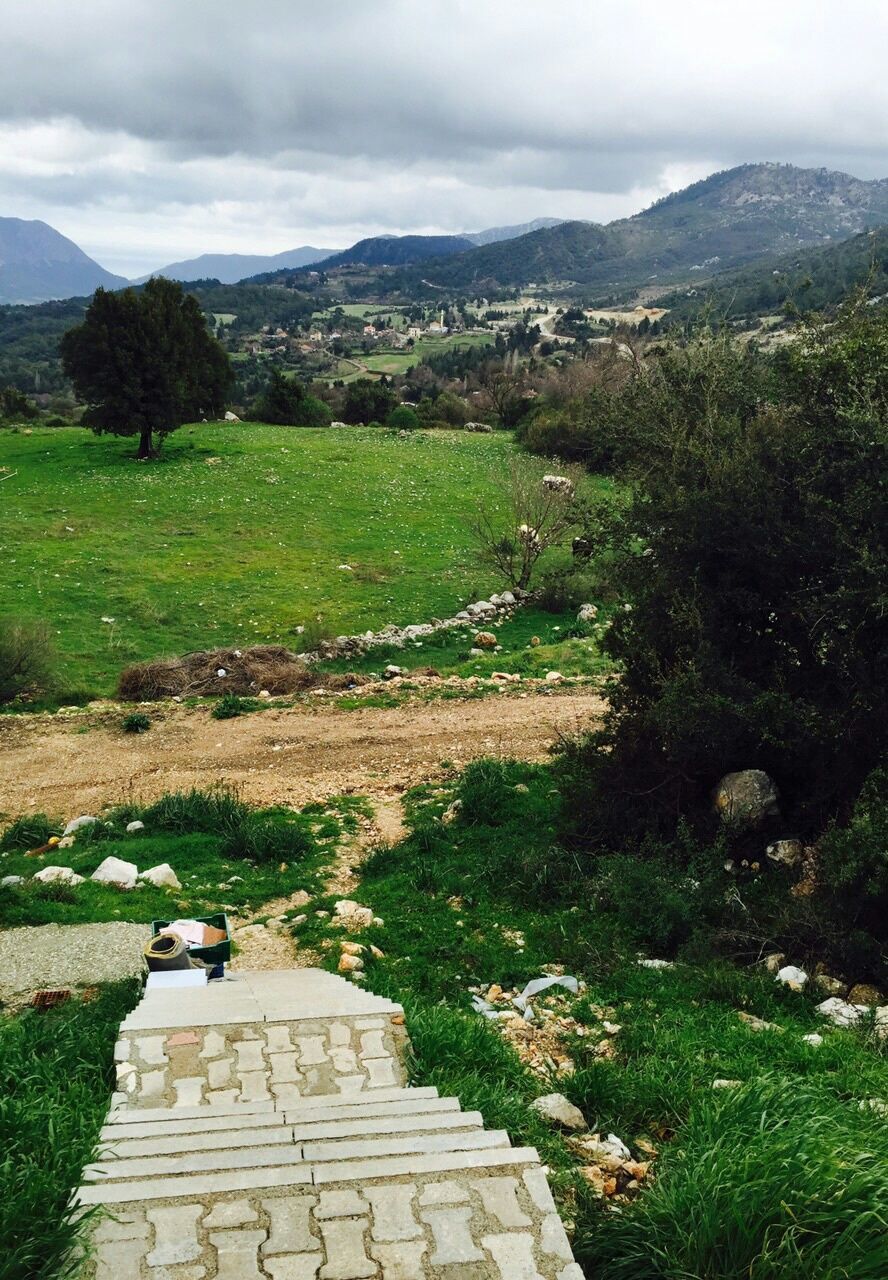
left=131, top=246, right=335, bottom=286
left=0, top=217, right=126, bottom=305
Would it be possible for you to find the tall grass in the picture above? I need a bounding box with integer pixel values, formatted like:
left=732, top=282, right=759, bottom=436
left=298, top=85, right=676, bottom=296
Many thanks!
left=581, top=1076, right=888, bottom=1279
left=0, top=981, right=139, bottom=1280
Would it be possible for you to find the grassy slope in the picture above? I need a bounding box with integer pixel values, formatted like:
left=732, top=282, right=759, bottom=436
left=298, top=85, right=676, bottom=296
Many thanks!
left=293, top=761, right=888, bottom=1277
left=0, top=980, right=139, bottom=1280
left=0, top=425, right=538, bottom=695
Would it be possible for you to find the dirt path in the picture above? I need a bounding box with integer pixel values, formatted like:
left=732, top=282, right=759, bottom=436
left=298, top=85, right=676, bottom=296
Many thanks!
left=0, top=689, right=603, bottom=819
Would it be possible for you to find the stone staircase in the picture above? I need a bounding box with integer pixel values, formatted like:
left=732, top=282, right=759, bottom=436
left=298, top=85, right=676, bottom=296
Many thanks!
left=76, top=969, right=583, bottom=1278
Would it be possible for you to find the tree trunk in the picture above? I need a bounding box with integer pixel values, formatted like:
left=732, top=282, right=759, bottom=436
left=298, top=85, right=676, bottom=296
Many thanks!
left=137, top=428, right=153, bottom=459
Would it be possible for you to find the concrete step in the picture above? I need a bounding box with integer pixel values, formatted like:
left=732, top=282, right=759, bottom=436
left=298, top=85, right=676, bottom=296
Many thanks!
left=76, top=1145, right=540, bottom=1207
left=85, top=1128, right=509, bottom=1184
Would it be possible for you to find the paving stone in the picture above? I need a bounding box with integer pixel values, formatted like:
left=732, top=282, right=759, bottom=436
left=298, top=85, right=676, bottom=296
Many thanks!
left=239, top=1070, right=272, bottom=1102
left=167, top=1031, right=201, bottom=1047
left=370, top=1240, right=428, bottom=1278
left=295, top=1035, right=327, bottom=1065
left=558, top=1267, right=585, bottom=1280
left=173, top=1077, right=204, bottom=1108
left=94, top=1237, right=148, bottom=1278
left=270, top=1052, right=301, bottom=1083
left=358, top=1030, right=387, bottom=1060
left=149, top=1266, right=206, bottom=1280
left=208, top=1089, right=240, bottom=1106
left=208, top=1057, right=234, bottom=1089
left=335, top=1074, right=366, bottom=1094
left=329, top=1048, right=358, bottom=1074
left=317, top=1216, right=375, bottom=1279
left=92, top=1211, right=149, bottom=1243
left=146, top=1203, right=202, bottom=1265
left=472, top=1176, right=532, bottom=1228
left=272, top=1082, right=304, bottom=1106
left=235, top=1040, right=266, bottom=1073
left=139, top=1070, right=166, bottom=1100
left=266, top=1025, right=294, bottom=1053
left=113, top=1038, right=131, bottom=1063
left=422, top=1205, right=483, bottom=1264
left=329, top=1022, right=352, bottom=1047
left=209, top=1227, right=267, bottom=1279
left=365, top=1057, right=398, bottom=1089
left=482, top=1231, right=546, bottom=1279
left=200, top=1030, right=227, bottom=1059
left=202, top=1198, right=258, bottom=1228
left=136, top=1035, right=169, bottom=1065
left=264, top=1256, right=322, bottom=1280
left=78, top=1164, right=313, bottom=1204
left=315, top=1188, right=366, bottom=1219
left=364, top=1184, right=421, bottom=1241
left=523, top=1167, right=557, bottom=1215
left=353, top=1018, right=385, bottom=1030
left=419, top=1181, right=470, bottom=1206
left=541, top=1212, right=574, bottom=1260
left=261, top=1194, right=318, bottom=1254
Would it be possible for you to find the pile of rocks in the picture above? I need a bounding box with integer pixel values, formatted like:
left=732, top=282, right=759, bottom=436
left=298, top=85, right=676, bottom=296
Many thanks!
left=305, top=593, right=521, bottom=662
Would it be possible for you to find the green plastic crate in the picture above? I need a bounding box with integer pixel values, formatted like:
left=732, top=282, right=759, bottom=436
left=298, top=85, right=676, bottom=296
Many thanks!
left=150, top=912, right=231, bottom=965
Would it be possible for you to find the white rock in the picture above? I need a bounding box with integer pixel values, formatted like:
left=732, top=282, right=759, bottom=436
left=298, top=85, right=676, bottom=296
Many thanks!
left=775, top=965, right=808, bottom=990
left=125, top=820, right=145, bottom=834
left=637, top=958, right=673, bottom=970
left=91, top=856, right=139, bottom=890
left=138, top=863, right=182, bottom=890
left=333, top=899, right=374, bottom=928
left=816, top=997, right=867, bottom=1028
left=802, top=1033, right=824, bottom=1047
left=63, top=815, right=98, bottom=836
left=34, top=865, right=85, bottom=885
left=529, top=1093, right=587, bottom=1130
left=581, top=1134, right=631, bottom=1165
left=545, top=671, right=563, bottom=684
left=499, top=591, right=516, bottom=606
left=766, top=839, right=804, bottom=867
left=0, top=875, right=23, bottom=887
left=577, top=603, right=598, bottom=623
left=224, top=410, right=240, bottom=422
left=712, top=1078, right=742, bottom=1089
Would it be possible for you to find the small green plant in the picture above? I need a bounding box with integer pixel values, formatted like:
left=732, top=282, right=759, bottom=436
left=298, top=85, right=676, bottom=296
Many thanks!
left=0, top=619, right=56, bottom=704
left=211, top=692, right=255, bottom=719
left=0, top=813, right=60, bottom=851
left=121, top=711, right=151, bottom=734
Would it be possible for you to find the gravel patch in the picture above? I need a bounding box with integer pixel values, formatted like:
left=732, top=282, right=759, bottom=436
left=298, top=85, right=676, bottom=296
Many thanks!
left=0, top=922, right=149, bottom=1005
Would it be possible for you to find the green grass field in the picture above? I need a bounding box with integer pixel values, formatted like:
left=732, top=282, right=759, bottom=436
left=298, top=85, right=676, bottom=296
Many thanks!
left=0, top=424, right=560, bottom=696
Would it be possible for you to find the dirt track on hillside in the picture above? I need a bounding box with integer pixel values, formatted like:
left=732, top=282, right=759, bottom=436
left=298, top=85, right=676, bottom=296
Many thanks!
left=0, top=690, right=604, bottom=820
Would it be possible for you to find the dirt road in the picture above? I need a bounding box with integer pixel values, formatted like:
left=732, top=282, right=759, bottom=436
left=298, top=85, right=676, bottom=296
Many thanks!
left=0, top=690, right=604, bottom=819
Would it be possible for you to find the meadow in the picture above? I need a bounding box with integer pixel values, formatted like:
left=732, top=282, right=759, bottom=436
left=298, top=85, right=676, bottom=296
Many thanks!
left=0, top=424, right=563, bottom=696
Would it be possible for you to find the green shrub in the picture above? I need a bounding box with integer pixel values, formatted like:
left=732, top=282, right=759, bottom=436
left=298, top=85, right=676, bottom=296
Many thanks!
left=0, top=619, right=56, bottom=704
left=211, top=692, right=253, bottom=719
left=121, top=712, right=150, bottom=734
left=387, top=405, right=419, bottom=431
left=0, top=813, right=60, bottom=851
left=221, top=811, right=314, bottom=864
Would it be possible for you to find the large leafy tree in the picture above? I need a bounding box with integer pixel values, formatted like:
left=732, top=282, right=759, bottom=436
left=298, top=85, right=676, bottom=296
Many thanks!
left=60, top=278, right=232, bottom=458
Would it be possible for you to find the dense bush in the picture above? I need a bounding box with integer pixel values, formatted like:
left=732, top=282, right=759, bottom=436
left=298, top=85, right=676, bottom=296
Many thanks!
left=0, top=813, right=60, bottom=851
left=342, top=377, right=397, bottom=425
left=0, top=619, right=55, bottom=704
left=253, top=368, right=331, bottom=426
left=560, top=308, right=888, bottom=850
left=387, top=404, right=419, bottom=431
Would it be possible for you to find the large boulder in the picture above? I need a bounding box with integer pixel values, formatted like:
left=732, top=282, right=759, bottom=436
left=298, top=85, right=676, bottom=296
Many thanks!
left=714, top=770, right=779, bottom=828
left=91, top=856, right=139, bottom=890
left=63, top=815, right=98, bottom=837
left=224, top=410, right=240, bottom=422
left=138, top=864, right=182, bottom=891
left=473, top=631, right=498, bottom=650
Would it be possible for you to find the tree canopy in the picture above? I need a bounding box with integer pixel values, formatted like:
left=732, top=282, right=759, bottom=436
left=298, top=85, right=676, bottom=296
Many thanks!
left=60, top=277, right=232, bottom=457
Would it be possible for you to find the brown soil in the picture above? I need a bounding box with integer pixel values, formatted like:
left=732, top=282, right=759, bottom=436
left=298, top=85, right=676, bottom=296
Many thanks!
left=0, top=688, right=604, bottom=819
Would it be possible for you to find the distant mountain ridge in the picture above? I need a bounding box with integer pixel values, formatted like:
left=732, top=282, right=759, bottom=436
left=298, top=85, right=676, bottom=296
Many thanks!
left=464, top=217, right=564, bottom=246
left=0, top=217, right=126, bottom=305
left=348, top=164, right=888, bottom=297
left=134, top=245, right=335, bottom=285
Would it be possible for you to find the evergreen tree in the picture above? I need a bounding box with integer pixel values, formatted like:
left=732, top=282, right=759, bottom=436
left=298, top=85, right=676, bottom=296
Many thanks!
left=60, top=278, right=232, bottom=458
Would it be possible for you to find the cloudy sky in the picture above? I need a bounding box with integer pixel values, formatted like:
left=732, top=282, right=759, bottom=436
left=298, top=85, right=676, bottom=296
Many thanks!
left=3, top=0, right=888, bottom=277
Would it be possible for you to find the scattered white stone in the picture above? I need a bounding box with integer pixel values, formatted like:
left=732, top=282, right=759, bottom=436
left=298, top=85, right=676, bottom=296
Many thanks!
left=637, top=958, right=673, bottom=970
left=802, top=1033, right=824, bottom=1047
left=34, top=865, right=85, bottom=885
left=577, top=603, right=598, bottom=623
left=126, top=820, right=145, bottom=834
left=138, top=863, right=182, bottom=890
left=63, top=815, right=98, bottom=836
left=333, top=899, right=374, bottom=928
left=816, top=997, right=867, bottom=1028
left=775, top=965, right=808, bottom=990
left=529, top=1093, right=587, bottom=1130
left=545, top=671, right=563, bottom=684
left=224, top=410, right=240, bottom=422
left=581, top=1134, right=631, bottom=1166
left=542, top=474, right=574, bottom=494
left=1, top=875, right=23, bottom=887
left=712, top=1078, right=742, bottom=1089
left=91, top=856, right=139, bottom=890
left=338, top=952, right=364, bottom=974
